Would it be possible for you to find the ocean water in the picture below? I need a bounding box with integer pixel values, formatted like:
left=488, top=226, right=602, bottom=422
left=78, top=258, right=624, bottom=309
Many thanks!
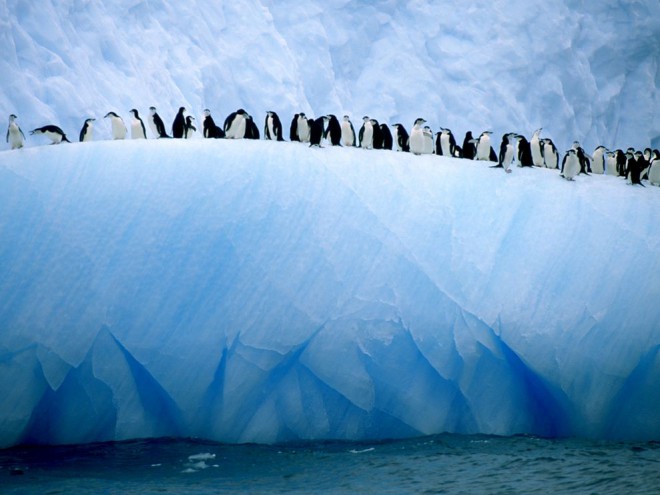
left=1, top=435, right=658, bottom=494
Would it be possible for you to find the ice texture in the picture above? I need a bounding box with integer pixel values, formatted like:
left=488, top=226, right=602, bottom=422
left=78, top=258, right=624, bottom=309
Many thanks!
left=0, top=140, right=659, bottom=448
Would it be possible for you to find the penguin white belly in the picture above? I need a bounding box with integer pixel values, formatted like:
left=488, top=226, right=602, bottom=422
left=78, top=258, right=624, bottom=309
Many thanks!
left=297, top=117, right=310, bottom=142
left=227, top=116, right=246, bottom=139
left=531, top=138, right=544, bottom=166
left=423, top=134, right=433, bottom=154
left=82, top=124, right=93, bottom=142
left=476, top=138, right=490, bottom=160
left=564, top=156, right=580, bottom=180
left=341, top=122, right=353, bottom=146
left=440, top=134, right=450, bottom=155
left=503, top=145, right=514, bottom=172
left=409, top=129, right=424, bottom=155
left=362, top=125, right=373, bottom=149
left=592, top=152, right=605, bottom=174
left=545, top=150, right=558, bottom=169
left=8, top=124, right=24, bottom=149
left=148, top=119, right=158, bottom=138
left=649, top=161, right=660, bottom=186
left=606, top=156, right=617, bottom=175
left=267, top=117, right=275, bottom=140
left=43, top=130, right=62, bottom=144
left=131, top=120, right=145, bottom=139
left=111, top=120, right=126, bottom=140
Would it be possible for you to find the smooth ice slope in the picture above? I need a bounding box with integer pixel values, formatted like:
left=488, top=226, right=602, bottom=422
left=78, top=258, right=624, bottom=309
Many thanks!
left=1, top=140, right=659, bottom=448
left=1, top=0, right=659, bottom=152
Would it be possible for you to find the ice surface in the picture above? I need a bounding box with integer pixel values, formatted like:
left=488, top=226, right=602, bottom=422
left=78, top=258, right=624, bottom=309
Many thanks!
left=0, top=139, right=659, bottom=448
left=1, top=0, right=659, bottom=153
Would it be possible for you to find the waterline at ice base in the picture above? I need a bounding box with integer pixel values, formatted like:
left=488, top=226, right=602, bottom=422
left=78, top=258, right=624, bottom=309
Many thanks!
left=1, top=139, right=658, bottom=449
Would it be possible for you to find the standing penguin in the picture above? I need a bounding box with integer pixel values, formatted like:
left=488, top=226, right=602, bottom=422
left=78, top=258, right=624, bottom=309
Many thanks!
left=264, top=111, right=284, bottom=141
left=493, top=133, right=516, bottom=172
left=224, top=109, right=249, bottom=139
left=6, top=114, right=26, bottom=149
left=628, top=151, right=645, bottom=186
left=409, top=118, right=427, bottom=155
left=572, top=141, right=592, bottom=175
left=30, top=125, right=71, bottom=144
left=605, top=150, right=618, bottom=175
left=474, top=131, right=493, bottom=161
left=392, top=124, right=410, bottom=152
left=380, top=123, right=393, bottom=150
left=202, top=109, right=224, bottom=138
left=422, top=126, right=434, bottom=155
left=296, top=113, right=311, bottom=143
left=290, top=113, right=300, bottom=141
left=172, top=107, right=186, bottom=138
left=245, top=115, right=260, bottom=139
left=79, top=118, right=95, bottom=142
left=530, top=128, right=544, bottom=167
left=341, top=115, right=356, bottom=146
left=437, top=128, right=458, bottom=157
left=648, top=150, right=660, bottom=186
left=561, top=149, right=580, bottom=180
left=129, top=109, right=147, bottom=139
left=325, top=114, right=342, bottom=146
left=517, top=135, right=534, bottom=167
left=309, top=116, right=329, bottom=147
left=104, top=111, right=127, bottom=140
left=184, top=116, right=196, bottom=139
left=371, top=119, right=383, bottom=149
left=149, top=107, right=170, bottom=138
left=462, top=131, right=476, bottom=160
left=359, top=116, right=374, bottom=150
left=615, top=149, right=627, bottom=177
left=542, top=138, right=559, bottom=169
left=591, top=146, right=607, bottom=174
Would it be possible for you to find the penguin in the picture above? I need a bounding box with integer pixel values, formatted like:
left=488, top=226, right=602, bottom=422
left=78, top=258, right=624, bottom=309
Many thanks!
left=172, top=107, right=186, bottom=138
left=359, top=116, right=374, bottom=150
left=474, top=131, right=493, bottom=161
left=129, top=109, right=147, bottom=139
left=648, top=150, right=660, bottom=186
left=392, top=124, right=410, bottom=152
left=641, top=148, right=653, bottom=180
left=290, top=113, right=300, bottom=141
left=541, top=138, right=559, bottom=169
left=264, top=111, right=284, bottom=141
left=148, top=107, right=170, bottom=138
left=104, top=111, right=127, bottom=140
left=572, top=141, right=591, bottom=175
left=437, top=128, right=458, bottom=157
left=30, top=125, right=71, bottom=144
left=422, top=126, right=434, bottom=155
left=224, top=109, right=249, bottom=139
left=517, top=135, right=534, bottom=167
left=530, top=128, right=544, bottom=167
left=615, top=149, right=627, bottom=177
left=309, top=116, right=328, bottom=147
left=6, top=114, right=26, bottom=149
left=561, top=149, right=580, bottom=181
left=493, top=133, right=516, bottom=172
left=325, top=114, right=342, bottom=146
left=184, top=116, right=196, bottom=139
left=371, top=119, right=383, bottom=149
left=245, top=115, right=260, bottom=140
left=380, top=123, right=393, bottom=150
left=408, top=118, right=426, bottom=155
left=202, top=109, right=224, bottom=138
left=79, top=118, right=95, bottom=142
left=462, top=131, right=476, bottom=160
left=296, top=113, right=311, bottom=143
left=605, top=150, right=618, bottom=175
left=591, top=145, right=607, bottom=174
left=628, top=151, right=645, bottom=186
left=341, top=115, right=356, bottom=147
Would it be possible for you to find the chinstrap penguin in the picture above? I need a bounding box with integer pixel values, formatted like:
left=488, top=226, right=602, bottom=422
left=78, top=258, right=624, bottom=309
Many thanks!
left=104, top=111, right=127, bottom=140
left=6, top=114, right=26, bottom=149
left=129, top=109, right=147, bottom=139
left=30, top=125, right=71, bottom=144
left=149, top=107, right=170, bottom=138
left=172, top=107, right=186, bottom=138
left=79, top=118, right=95, bottom=142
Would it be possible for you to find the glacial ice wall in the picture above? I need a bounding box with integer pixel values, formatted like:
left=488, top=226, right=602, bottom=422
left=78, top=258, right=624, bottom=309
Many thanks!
left=0, top=140, right=659, bottom=448
left=1, top=0, right=659, bottom=152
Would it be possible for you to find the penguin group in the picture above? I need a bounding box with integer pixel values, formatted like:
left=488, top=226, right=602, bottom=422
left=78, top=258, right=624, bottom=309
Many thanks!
left=5, top=109, right=659, bottom=188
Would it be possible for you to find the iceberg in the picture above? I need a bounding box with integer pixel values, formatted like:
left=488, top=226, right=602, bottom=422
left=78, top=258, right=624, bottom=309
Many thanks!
left=0, top=139, right=659, bottom=448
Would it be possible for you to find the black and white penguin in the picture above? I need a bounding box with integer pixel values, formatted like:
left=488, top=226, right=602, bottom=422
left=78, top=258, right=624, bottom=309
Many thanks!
left=149, top=107, right=170, bottom=138
left=392, top=124, right=410, bottom=152
left=6, top=114, right=26, bottom=149
left=628, top=151, right=645, bottom=186
left=542, top=138, right=559, bottom=169
left=296, top=113, right=311, bottom=143
left=289, top=113, right=300, bottom=141
left=436, top=128, right=458, bottom=157
left=605, top=150, right=618, bottom=175
left=517, top=135, right=534, bottom=167
left=462, top=131, right=476, bottom=160
left=202, top=109, right=224, bottom=138
left=309, top=116, right=328, bottom=147
left=79, top=118, right=95, bottom=142
left=572, top=141, right=591, bottom=175
left=325, top=114, right=342, bottom=146
left=422, top=126, right=434, bottom=155
left=340, top=115, right=356, bottom=146
left=474, top=131, right=493, bottom=161
left=615, top=149, right=627, bottom=177
left=530, top=128, right=544, bottom=167
left=172, top=107, right=186, bottom=138
left=30, top=125, right=71, bottom=144
left=494, top=133, right=516, bottom=172
left=641, top=148, right=653, bottom=180
left=104, top=111, right=127, bottom=140
left=591, top=145, right=607, bottom=174
left=561, top=149, right=580, bottom=181
left=648, top=150, right=660, bottom=186
left=264, top=111, right=284, bottom=141
left=224, top=109, right=249, bottom=139
left=245, top=115, right=260, bottom=140
left=409, top=118, right=426, bottom=155
left=359, top=116, right=374, bottom=150
left=184, top=116, right=196, bottom=139
left=129, top=109, right=147, bottom=139
left=371, top=119, right=383, bottom=149
left=380, top=123, right=393, bottom=150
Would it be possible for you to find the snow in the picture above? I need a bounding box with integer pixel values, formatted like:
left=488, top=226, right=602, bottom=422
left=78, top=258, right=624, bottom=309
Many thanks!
left=0, top=139, right=659, bottom=448
left=1, top=0, right=659, bottom=153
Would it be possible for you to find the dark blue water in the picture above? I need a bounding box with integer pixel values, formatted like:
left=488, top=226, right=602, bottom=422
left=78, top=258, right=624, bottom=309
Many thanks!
left=1, top=435, right=658, bottom=494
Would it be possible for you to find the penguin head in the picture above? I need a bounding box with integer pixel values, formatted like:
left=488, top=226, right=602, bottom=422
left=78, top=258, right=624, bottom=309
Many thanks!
left=9, top=114, right=17, bottom=122
left=85, top=118, right=95, bottom=124
left=203, top=109, right=211, bottom=117
left=104, top=111, right=119, bottom=119
left=533, top=128, right=542, bottom=136
left=343, top=115, right=350, bottom=121
left=362, top=116, right=370, bottom=122
left=413, top=118, right=426, bottom=127
left=178, top=107, right=186, bottom=113
left=129, top=109, right=139, bottom=117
